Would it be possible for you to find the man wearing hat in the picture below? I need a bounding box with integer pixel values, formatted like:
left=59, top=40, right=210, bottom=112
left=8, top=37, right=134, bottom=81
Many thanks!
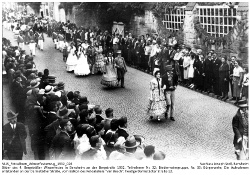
left=162, top=65, right=179, bottom=121
left=110, top=135, right=141, bottom=160
left=3, top=111, right=27, bottom=160
left=114, top=50, right=127, bottom=88
left=50, top=119, right=75, bottom=160
left=232, top=103, right=249, bottom=160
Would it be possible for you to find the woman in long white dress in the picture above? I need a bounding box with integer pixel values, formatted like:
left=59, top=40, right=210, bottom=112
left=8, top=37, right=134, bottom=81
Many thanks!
left=66, top=43, right=78, bottom=72
left=188, top=54, right=195, bottom=88
left=74, top=48, right=91, bottom=76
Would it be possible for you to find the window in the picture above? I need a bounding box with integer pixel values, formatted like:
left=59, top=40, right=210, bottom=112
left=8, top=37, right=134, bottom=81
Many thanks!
left=197, top=6, right=237, bottom=37
left=163, top=6, right=186, bottom=31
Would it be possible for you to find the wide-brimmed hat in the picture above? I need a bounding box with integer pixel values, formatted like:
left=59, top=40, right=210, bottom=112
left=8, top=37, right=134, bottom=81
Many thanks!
left=123, top=135, right=140, bottom=148
left=7, top=111, right=18, bottom=120
left=44, top=85, right=54, bottom=94
left=238, top=104, right=248, bottom=108
left=56, top=81, right=65, bottom=89
left=79, top=96, right=89, bottom=104
left=28, top=80, right=40, bottom=88
left=116, top=50, right=122, bottom=54
left=57, top=106, right=72, bottom=118
left=165, top=65, right=173, bottom=71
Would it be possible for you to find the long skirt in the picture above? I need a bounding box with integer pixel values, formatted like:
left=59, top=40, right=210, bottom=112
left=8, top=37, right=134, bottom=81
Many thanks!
left=147, top=89, right=166, bottom=118
left=233, top=76, right=242, bottom=98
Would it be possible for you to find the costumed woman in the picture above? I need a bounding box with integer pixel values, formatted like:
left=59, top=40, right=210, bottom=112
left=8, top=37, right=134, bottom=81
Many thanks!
left=66, top=42, right=78, bottom=72
left=74, top=47, right=91, bottom=76
left=101, top=52, right=118, bottom=87
left=147, top=70, right=166, bottom=121
left=92, top=45, right=105, bottom=74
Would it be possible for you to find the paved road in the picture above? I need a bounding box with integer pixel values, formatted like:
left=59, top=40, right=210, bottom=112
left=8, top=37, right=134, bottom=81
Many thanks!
left=2, top=28, right=238, bottom=160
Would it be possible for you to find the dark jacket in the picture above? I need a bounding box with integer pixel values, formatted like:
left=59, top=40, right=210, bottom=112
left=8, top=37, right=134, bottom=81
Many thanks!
left=50, top=131, right=75, bottom=160
left=232, top=109, right=248, bottom=146
left=116, top=128, right=129, bottom=140
left=3, top=122, right=27, bottom=154
left=161, top=71, right=178, bottom=91
left=212, top=58, right=222, bottom=78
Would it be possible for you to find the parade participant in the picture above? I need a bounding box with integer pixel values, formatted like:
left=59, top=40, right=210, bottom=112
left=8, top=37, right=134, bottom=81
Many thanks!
left=58, top=32, right=65, bottom=52
left=16, top=32, right=24, bottom=50
left=62, top=41, right=69, bottom=62
left=3, top=111, right=27, bottom=160
left=52, top=31, right=58, bottom=49
left=37, top=31, right=44, bottom=51
left=74, top=48, right=90, bottom=76
left=162, top=65, right=178, bottom=121
left=28, top=31, right=36, bottom=56
left=101, top=51, right=118, bottom=87
left=147, top=70, right=166, bottom=121
left=232, top=103, right=249, bottom=160
left=92, top=45, right=105, bottom=74
left=66, top=43, right=78, bottom=72
left=114, top=50, right=127, bottom=88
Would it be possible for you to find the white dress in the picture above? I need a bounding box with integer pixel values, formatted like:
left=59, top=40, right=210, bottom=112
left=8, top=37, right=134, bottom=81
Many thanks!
left=74, top=53, right=91, bottom=76
left=188, top=59, right=195, bottom=78
left=66, top=47, right=78, bottom=71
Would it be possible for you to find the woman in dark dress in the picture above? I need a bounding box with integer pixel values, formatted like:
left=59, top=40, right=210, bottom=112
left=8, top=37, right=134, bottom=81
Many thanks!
left=219, top=56, right=230, bottom=101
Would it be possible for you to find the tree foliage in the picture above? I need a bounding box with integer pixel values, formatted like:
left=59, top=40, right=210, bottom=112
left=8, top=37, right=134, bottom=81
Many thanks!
left=17, top=2, right=41, bottom=13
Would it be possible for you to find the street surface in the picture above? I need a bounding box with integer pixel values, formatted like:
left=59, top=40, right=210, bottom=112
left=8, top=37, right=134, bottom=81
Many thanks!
left=2, top=28, right=238, bottom=160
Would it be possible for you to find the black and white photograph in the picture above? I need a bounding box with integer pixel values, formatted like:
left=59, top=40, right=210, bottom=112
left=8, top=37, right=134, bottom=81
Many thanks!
left=1, top=1, right=249, bottom=174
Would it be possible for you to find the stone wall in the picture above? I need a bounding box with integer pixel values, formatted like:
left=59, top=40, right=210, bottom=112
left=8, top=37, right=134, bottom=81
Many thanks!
left=129, top=10, right=158, bottom=37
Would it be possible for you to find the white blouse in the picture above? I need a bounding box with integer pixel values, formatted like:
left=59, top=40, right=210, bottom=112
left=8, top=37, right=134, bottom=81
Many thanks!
left=233, top=66, right=244, bottom=77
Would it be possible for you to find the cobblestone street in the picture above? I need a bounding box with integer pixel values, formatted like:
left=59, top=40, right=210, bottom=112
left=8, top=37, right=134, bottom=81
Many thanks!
left=2, top=28, right=238, bottom=160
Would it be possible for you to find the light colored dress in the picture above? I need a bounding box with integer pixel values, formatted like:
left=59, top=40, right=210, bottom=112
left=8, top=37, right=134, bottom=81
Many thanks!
left=147, top=78, right=166, bottom=118
left=66, top=47, right=78, bottom=71
left=188, top=59, right=195, bottom=78
left=93, top=47, right=105, bottom=74
left=183, top=55, right=191, bottom=80
left=74, top=52, right=91, bottom=76
left=101, top=57, right=118, bottom=87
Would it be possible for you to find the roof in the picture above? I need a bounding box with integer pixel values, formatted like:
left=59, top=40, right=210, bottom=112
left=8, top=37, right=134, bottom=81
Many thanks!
left=185, top=2, right=196, bottom=11
left=237, top=2, right=248, bottom=12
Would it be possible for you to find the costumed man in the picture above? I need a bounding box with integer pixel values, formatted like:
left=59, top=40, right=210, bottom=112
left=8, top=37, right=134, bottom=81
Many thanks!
left=232, top=103, right=249, bottom=160
left=114, top=50, right=127, bottom=88
left=52, top=31, right=58, bottom=49
left=38, top=31, right=44, bottom=51
left=3, top=111, right=27, bottom=160
left=17, top=32, right=24, bottom=50
left=28, top=30, right=36, bottom=56
left=162, top=65, right=178, bottom=121
left=58, top=32, right=65, bottom=52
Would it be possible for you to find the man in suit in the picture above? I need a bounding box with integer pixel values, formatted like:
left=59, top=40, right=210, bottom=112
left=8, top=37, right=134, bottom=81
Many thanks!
left=161, top=65, right=179, bottom=121
left=3, top=111, right=27, bottom=160
left=232, top=104, right=249, bottom=160
left=212, top=53, right=222, bottom=96
left=114, top=50, right=127, bottom=88
left=50, top=119, right=75, bottom=160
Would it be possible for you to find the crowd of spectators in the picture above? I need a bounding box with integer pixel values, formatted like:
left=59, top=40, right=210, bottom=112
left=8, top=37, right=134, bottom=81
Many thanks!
left=2, top=33, right=166, bottom=160
left=4, top=11, right=248, bottom=105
